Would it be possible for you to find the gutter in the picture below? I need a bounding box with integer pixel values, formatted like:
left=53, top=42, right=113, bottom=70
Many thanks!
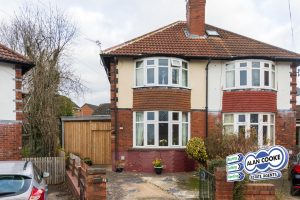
left=100, top=54, right=300, bottom=63
left=205, top=58, right=212, bottom=138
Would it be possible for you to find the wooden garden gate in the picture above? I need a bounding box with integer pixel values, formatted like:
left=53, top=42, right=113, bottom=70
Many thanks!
left=62, top=116, right=111, bottom=165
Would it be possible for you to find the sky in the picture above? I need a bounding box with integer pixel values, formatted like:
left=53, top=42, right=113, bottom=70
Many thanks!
left=0, top=0, right=299, bottom=106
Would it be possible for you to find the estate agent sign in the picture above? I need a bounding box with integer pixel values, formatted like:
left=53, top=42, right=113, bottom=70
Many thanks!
left=226, top=145, right=289, bottom=182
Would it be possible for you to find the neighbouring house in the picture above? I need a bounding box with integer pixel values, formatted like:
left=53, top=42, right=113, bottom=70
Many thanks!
left=0, top=44, right=34, bottom=160
left=93, top=103, right=111, bottom=116
left=101, top=0, right=300, bottom=172
left=76, top=103, right=98, bottom=116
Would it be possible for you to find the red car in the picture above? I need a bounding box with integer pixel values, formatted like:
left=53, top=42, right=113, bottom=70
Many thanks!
left=290, top=154, right=300, bottom=196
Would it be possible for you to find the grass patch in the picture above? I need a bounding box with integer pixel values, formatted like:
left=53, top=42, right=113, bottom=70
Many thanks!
left=177, top=175, right=200, bottom=191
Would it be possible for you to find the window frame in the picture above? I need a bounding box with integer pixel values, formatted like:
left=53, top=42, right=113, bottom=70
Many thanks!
left=134, top=57, right=189, bottom=88
left=133, top=111, right=190, bottom=148
left=224, top=60, right=276, bottom=90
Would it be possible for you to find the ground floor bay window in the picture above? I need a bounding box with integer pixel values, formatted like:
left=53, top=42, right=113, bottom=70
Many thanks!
left=223, top=113, right=275, bottom=146
left=133, top=111, right=190, bottom=148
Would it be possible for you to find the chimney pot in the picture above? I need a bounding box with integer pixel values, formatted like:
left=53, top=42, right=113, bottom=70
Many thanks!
left=186, top=0, right=206, bottom=36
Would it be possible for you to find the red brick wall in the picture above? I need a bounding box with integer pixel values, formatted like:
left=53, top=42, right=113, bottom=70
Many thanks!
left=0, top=123, right=22, bottom=160
left=276, top=111, right=296, bottom=149
left=191, top=111, right=205, bottom=138
left=122, top=149, right=195, bottom=173
left=244, top=183, right=275, bottom=200
left=186, top=0, right=206, bottom=36
left=133, top=88, right=191, bottom=111
left=223, top=91, right=277, bottom=113
left=116, top=109, right=133, bottom=152
left=191, top=111, right=222, bottom=138
left=214, top=168, right=275, bottom=200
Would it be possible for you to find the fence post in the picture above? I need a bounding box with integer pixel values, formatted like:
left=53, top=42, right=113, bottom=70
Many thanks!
left=72, top=159, right=76, bottom=176
left=78, top=166, right=82, bottom=187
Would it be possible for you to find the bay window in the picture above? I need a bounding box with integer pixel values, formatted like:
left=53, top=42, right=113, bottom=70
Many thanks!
left=135, top=57, right=189, bottom=88
left=134, top=111, right=190, bottom=148
left=223, top=113, right=275, bottom=146
left=225, top=60, right=276, bottom=90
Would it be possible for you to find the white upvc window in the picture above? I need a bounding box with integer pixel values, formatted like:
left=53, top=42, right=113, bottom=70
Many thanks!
left=134, top=57, right=189, bottom=88
left=225, top=60, right=276, bottom=90
left=223, top=113, right=275, bottom=147
left=133, top=111, right=190, bottom=148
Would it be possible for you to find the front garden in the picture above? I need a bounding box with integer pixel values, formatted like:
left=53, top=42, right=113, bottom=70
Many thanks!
left=182, top=133, right=298, bottom=200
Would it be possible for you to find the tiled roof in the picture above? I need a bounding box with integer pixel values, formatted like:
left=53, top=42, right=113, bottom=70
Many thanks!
left=102, top=21, right=300, bottom=60
left=93, top=103, right=111, bottom=116
left=0, top=43, right=34, bottom=71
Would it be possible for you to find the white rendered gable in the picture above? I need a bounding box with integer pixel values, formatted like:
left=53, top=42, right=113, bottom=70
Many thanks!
left=0, top=62, right=16, bottom=121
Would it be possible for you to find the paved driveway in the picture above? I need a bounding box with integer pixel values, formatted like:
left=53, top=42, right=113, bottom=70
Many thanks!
left=107, top=172, right=198, bottom=200
left=48, top=183, right=75, bottom=200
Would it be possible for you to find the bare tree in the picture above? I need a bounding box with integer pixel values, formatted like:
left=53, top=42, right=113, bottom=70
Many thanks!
left=0, top=3, right=84, bottom=156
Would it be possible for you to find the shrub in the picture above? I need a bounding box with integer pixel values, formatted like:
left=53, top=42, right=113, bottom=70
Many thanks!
left=21, top=146, right=31, bottom=158
left=205, top=132, right=258, bottom=160
left=83, top=157, right=93, bottom=166
left=186, top=137, right=208, bottom=165
left=207, top=158, right=226, bottom=174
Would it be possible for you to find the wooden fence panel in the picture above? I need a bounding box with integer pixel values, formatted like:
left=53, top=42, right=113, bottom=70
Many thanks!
left=91, top=130, right=111, bottom=164
left=64, top=121, right=112, bottom=165
left=23, top=157, right=65, bottom=185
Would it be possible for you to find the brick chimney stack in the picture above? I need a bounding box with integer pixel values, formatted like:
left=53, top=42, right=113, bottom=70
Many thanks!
left=186, top=0, right=206, bottom=36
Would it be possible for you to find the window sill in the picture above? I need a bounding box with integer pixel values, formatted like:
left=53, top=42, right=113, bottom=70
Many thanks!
left=133, top=86, right=191, bottom=90
left=223, top=88, right=277, bottom=92
left=129, top=147, right=186, bottom=152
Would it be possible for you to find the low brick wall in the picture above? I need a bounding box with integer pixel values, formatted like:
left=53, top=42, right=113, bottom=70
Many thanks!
left=214, top=167, right=234, bottom=200
left=214, top=167, right=276, bottom=200
left=244, top=183, right=275, bottom=200
left=67, top=157, right=107, bottom=200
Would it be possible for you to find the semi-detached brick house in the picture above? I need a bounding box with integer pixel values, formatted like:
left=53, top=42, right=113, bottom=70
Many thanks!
left=0, top=44, right=34, bottom=160
left=101, top=0, right=300, bottom=172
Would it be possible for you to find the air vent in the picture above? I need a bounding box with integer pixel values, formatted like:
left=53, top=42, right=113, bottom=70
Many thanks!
left=206, top=30, right=220, bottom=37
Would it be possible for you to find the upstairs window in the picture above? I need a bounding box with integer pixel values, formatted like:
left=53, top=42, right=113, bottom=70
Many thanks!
left=135, top=57, right=189, bottom=88
left=225, top=60, right=276, bottom=90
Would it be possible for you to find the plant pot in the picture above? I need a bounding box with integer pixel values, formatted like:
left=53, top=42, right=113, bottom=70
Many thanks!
left=116, top=167, right=124, bottom=173
left=154, top=167, right=163, bottom=174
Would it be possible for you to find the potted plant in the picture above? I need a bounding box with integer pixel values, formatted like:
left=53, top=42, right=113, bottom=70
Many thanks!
left=152, top=158, right=163, bottom=174
left=116, top=161, right=125, bottom=173
left=81, top=157, right=92, bottom=171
